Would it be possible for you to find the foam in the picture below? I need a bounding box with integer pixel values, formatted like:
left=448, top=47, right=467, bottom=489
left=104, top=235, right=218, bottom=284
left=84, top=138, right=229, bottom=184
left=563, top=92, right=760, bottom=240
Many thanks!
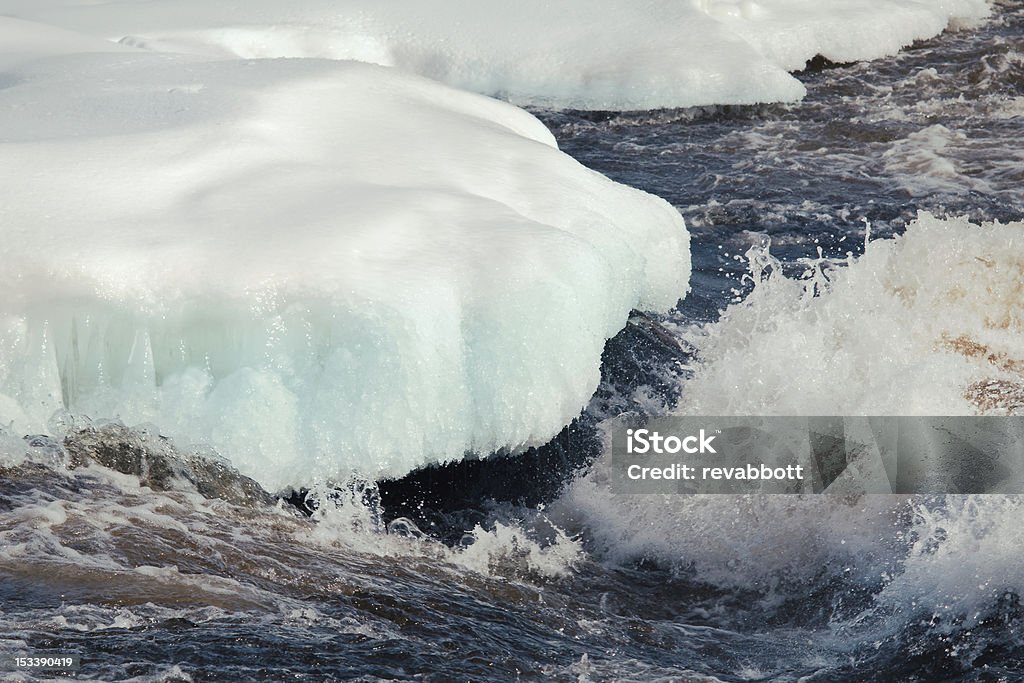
left=553, top=213, right=1024, bottom=590
left=675, top=213, right=1024, bottom=416
left=877, top=495, right=1024, bottom=632
left=882, top=124, right=987, bottom=196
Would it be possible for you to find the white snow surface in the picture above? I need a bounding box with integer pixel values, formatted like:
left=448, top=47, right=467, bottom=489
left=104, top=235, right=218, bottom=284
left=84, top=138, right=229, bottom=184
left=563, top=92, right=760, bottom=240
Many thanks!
left=0, top=0, right=991, bottom=110
left=0, top=16, right=691, bottom=490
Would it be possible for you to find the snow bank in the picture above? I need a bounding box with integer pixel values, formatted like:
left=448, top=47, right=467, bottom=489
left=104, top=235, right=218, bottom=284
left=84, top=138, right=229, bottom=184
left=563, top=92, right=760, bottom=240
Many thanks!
left=0, top=0, right=990, bottom=110
left=0, top=17, right=690, bottom=490
left=714, top=0, right=991, bottom=72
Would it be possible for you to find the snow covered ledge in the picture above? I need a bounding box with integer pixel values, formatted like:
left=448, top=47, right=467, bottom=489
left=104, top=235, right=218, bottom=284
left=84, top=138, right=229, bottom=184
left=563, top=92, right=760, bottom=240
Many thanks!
left=0, top=18, right=690, bottom=490
left=0, top=0, right=991, bottom=110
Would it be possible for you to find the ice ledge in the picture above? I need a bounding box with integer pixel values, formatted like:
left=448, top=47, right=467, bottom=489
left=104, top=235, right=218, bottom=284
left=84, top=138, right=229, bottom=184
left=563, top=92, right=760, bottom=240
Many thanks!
left=0, top=27, right=690, bottom=489
left=0, top=0, right=991, bottom=110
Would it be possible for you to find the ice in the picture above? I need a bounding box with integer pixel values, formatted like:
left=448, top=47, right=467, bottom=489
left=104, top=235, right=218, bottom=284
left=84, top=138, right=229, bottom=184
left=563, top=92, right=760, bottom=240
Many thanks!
left=715, top=0, right=992, bottom=71
left=0, top=17, right=690, bottom=490
left=0, top=0, right=990, bottom=110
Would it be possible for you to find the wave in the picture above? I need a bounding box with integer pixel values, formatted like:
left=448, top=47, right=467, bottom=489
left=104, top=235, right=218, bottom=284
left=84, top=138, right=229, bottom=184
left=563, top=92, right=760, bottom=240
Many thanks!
left=549, top=213, right=1024, bottom=673
left=672, top=212, right=1024, bottom=416
left=0, top=431, right=582, bottom=594
left=554, top=212, right=1024, bottom=576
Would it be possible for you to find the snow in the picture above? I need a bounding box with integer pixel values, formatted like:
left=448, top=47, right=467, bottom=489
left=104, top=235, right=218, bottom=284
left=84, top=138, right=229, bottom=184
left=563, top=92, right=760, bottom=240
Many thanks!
left=0, top=0, right=990, bottom=111
left=0, top=16, right=690, bottom=490
left=715, top=0, right=992, bottom=71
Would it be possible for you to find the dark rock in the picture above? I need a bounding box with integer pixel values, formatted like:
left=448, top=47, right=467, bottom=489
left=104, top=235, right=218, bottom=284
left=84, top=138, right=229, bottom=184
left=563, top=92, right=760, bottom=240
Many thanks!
left=376, top=417, right=602, bottom=543
left=62, top=424, right=276, bottom=508
left=796, top=54, right=850, bottom=74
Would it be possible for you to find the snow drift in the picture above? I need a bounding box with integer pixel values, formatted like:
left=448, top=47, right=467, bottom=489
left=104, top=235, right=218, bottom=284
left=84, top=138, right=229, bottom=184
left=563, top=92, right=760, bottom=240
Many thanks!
left=0, top=17, right=690, bottom=490
left=0, top=0, right=991, bottom=110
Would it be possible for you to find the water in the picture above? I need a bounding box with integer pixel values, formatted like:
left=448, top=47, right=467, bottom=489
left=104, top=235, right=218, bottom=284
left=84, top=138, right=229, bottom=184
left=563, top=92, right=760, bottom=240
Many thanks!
left=546, top=0, right=1024, bottom=324
left=2, top=3, right=1024, bottom=681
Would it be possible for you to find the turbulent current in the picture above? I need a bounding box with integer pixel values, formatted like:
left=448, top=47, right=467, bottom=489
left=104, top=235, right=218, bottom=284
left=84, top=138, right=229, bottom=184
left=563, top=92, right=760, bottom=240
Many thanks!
left=3, top=3, right=1024, bottom=682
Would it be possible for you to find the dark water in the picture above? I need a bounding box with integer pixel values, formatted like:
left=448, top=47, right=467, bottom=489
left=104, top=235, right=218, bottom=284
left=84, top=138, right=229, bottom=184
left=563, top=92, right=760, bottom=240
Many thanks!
left=546, top=0, right=1024, bottom=325
left=3, top=3, right=1024, bottom=682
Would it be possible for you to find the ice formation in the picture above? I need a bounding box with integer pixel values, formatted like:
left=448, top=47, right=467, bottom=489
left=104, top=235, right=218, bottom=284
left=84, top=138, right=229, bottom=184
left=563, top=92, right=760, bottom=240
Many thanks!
left=0, top=0, right=991, bottom=110
left=0, top=16, right=690, bottom=490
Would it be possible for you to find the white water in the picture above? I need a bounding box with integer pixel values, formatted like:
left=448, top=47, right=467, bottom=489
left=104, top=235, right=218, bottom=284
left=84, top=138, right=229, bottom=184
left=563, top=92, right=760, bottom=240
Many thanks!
left=674, top=212, right=1024, bottom=416
left=554, top=213, right=1024, bottom=621
left=0, top=450, right=582, bottom=589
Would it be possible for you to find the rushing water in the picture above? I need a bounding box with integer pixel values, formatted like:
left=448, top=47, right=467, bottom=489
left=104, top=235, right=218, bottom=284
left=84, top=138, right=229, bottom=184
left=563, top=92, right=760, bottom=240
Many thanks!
left=546, top=1, right=1024, bottom=325
left=2, top=3, right=1024, bottom=682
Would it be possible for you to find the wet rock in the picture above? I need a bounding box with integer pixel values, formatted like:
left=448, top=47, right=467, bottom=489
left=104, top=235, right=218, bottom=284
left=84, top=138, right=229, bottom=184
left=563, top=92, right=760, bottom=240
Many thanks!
left=62, top=424, right=276, bottom=508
